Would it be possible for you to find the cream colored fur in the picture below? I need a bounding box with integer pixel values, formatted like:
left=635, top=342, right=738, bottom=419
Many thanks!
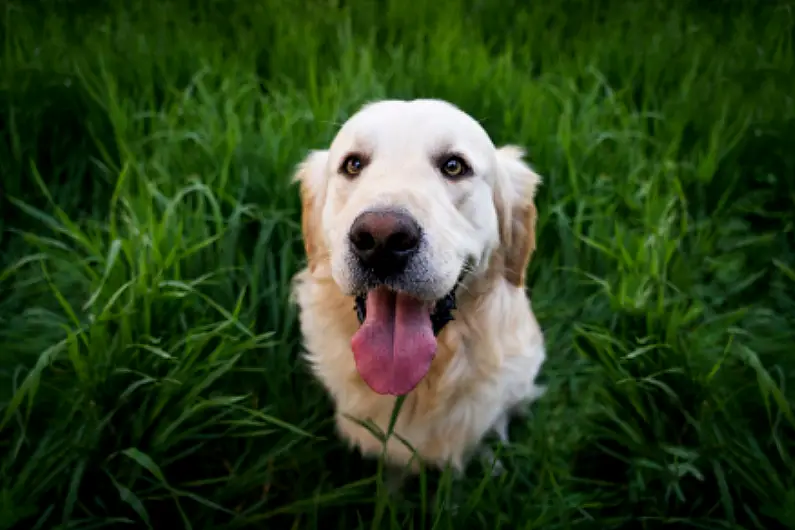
left=291, top=99, right=547, bottom=475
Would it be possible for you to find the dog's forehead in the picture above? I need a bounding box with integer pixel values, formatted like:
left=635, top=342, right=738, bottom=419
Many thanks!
left=330, top=100, right=495, bottom=157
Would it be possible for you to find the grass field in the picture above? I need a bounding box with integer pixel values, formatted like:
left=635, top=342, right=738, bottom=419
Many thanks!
left=1, top=0, right=794, bottom=528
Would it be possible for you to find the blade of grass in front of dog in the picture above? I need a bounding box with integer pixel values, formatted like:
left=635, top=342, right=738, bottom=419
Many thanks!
left=386, top=395, right=405, bottom=439
left=337, top=414, right=395, bottom=526
left=431, top=466, right=456, bottom=528
left=371, top=396, right=407, bottom=530
left=342, top=412, right=421, bottom=504
left=418, top=460, right=428, bottom=530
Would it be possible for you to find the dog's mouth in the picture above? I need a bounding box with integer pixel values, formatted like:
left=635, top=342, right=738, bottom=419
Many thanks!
left=350, top=274, right=463, bottom=397
left=354, top=289, right=457, bottom=336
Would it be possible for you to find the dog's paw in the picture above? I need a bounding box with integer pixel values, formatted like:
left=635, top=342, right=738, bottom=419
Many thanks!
left=492, top=413, right=510, bottom=443
left=530, top=383, right=548, bottom=400
left=479, top=446, right=507, bottom=477
left=511, top=384, right=548, bottom=417
left=489, top=457, right=506, bottom=477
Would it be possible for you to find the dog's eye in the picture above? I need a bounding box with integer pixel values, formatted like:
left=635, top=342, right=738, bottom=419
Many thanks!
left=440, top=156, right=470, bottom=179
left=341, top=155, right=364, bottom=177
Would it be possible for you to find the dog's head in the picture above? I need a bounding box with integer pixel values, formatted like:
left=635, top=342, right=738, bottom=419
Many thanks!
left=294, top=99, right=541, bottom=395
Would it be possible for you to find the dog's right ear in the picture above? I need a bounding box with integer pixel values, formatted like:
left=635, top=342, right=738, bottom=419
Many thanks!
left=292, top=150, right=330, bottom=273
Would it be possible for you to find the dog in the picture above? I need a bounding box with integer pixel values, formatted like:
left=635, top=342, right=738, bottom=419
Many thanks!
left=290, top=99, right=547, bottom=483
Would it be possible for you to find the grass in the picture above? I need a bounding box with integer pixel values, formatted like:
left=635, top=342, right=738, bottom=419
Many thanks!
left=1, top=0, right=794, bottom=528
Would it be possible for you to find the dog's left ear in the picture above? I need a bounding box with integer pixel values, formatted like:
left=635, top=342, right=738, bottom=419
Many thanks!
left=493, top=145, right=542, bottom=287
left=292, top=149, right=330, bottom=274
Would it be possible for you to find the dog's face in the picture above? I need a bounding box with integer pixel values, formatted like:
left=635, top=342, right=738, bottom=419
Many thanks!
left=294, top=99, right=541, bottom=396
left=326, top=99, right=501, bottom=300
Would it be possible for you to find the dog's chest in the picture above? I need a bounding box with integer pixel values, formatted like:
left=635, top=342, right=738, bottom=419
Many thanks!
left=334, top=373, right=506, bottom=470
left=315, top=334, right=511, bottom=469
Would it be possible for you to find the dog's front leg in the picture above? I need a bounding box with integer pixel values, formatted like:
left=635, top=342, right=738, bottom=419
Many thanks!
left=478, top=446, right=506, bottom=477
left=510, top=384, right=548, bottom=418
left=476, top=412, right=510, bottom=476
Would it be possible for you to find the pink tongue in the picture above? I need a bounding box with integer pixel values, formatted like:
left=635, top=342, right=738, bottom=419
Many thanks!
left=350, top=288, right=437, bottom=395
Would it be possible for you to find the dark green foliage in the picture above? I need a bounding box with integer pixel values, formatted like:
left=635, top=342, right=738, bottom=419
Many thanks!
left=1, top=0, right=793, bottom=528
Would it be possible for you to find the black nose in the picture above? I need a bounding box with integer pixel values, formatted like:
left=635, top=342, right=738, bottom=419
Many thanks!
left=348, top=209, right=421, bottom=277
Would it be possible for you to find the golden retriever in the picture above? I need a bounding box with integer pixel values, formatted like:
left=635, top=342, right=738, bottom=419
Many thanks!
left=290, top=99, right=547, bottom=481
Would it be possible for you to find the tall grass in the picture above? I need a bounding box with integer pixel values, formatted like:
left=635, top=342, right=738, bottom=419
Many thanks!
left=1, top=0, right=794, bottom=528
